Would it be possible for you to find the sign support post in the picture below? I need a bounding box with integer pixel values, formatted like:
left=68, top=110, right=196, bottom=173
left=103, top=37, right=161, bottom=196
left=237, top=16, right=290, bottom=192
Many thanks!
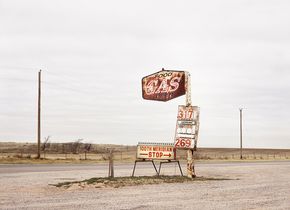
left=185, top=72, right=195, bottom=178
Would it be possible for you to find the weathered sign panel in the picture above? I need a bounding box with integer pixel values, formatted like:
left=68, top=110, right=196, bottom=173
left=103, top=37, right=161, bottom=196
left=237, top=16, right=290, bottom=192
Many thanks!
left=137, top=142, right=176, bottom=160
left=142, top=69, right=186, bottom=102
left=174, top=105, right=200, bottom=149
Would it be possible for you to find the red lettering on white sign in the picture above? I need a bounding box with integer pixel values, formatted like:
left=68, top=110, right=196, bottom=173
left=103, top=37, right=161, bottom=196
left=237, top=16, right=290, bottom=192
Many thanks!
left=137, top=144, right=176, bottom=160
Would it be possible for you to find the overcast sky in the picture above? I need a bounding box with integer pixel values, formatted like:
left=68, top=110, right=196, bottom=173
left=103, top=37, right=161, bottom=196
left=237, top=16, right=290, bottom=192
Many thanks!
left=0, top=0, right=290, bottom=148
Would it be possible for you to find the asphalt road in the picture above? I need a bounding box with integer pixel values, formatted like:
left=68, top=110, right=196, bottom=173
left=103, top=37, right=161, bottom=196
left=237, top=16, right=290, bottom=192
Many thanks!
left=1, top=160, right=289, bottom=174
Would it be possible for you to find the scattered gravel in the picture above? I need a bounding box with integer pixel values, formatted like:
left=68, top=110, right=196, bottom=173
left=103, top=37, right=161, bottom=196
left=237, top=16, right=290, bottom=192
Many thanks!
left=0, top=161, right=289, bottom=210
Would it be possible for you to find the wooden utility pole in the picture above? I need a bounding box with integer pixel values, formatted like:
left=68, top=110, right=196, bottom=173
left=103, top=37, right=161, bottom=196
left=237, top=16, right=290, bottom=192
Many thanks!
left=239, top=108, right=243, bottom=160
left=37, top=70, right=41, bottom=159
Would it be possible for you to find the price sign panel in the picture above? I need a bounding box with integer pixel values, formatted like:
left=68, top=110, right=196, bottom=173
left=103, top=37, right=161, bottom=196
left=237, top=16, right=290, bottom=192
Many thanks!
left=174, top=105, right=200, bottom=149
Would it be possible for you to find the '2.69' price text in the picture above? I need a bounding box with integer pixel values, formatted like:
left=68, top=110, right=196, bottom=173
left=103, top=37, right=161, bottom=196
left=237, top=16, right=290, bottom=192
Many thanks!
left=174, top=138, right=192, bottom=148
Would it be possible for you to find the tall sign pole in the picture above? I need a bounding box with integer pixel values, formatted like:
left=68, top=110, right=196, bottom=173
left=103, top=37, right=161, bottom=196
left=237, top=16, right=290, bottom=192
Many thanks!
left=37, top=70, right=41, bottom=159
left=185, top=72, right=194, bottom=178
left=239, top=108, right=243, bottom=160
left=185, top=72, right=192, bottom=106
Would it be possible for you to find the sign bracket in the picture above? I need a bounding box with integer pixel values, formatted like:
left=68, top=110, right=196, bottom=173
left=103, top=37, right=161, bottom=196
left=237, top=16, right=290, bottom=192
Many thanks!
left=158, top=160, right=183, bottom=176
left=132, top=159, right=158, bottom=177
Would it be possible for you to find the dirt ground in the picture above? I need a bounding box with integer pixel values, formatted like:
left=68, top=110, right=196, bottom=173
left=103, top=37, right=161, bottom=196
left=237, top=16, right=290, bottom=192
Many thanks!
left=0, top=161, right=289, bottom=210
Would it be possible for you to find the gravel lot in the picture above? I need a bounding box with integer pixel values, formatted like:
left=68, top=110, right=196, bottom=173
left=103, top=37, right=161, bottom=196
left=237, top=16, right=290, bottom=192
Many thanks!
left=0, top=161, right=289, bottom=210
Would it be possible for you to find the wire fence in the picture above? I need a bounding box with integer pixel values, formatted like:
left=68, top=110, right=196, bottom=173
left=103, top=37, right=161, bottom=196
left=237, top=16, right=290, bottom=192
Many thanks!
left=1, top=143, right=289, bottom=161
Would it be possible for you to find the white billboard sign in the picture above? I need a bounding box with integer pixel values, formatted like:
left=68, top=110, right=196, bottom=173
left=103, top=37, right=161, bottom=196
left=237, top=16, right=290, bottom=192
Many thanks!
left=136, top=142, right=176, bottom=160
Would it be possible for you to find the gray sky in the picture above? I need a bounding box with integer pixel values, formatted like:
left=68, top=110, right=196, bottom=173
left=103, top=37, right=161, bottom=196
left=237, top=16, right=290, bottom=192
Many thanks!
left=0, top=0, right=290, bottom=148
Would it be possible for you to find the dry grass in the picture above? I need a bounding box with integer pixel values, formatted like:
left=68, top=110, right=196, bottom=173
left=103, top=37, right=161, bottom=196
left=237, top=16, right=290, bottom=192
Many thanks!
left=0, top=142, right=289, bottom=164
left=52, top=176, right=232, bottom=189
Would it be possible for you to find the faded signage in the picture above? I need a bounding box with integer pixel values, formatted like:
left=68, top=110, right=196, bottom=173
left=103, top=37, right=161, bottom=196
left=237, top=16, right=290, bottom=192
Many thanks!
left=142, top=69, right=186, bottom=102
left=137, top=142, right=176, bottom=160
left=174, top=105, right=200, bottom=149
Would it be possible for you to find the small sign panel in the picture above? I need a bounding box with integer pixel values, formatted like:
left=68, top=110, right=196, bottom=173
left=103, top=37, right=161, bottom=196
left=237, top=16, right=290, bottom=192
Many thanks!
left=137, top=142, right=176, bottom=160
left=142, top=70, right=186, bottom=102
left=174, top=105, right=200, bottom=149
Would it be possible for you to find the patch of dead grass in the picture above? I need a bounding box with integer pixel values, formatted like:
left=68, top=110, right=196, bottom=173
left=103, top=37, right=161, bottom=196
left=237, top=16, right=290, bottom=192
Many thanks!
left=52, top=176, right=233, bottom=189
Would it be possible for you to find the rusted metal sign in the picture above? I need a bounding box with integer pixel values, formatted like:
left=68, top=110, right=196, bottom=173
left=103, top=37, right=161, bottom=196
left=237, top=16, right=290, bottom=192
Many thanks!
left=174, top=105, right=200, bottom=149
left=142, top=69, right=186, bottom=102
left=137, top=142, right=176, bottom=160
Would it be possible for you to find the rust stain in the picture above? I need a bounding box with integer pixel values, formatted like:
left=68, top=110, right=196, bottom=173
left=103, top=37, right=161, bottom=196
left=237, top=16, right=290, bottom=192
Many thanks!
left=174, top=105, right=200, bottom=149
left=142, top=70, right=186, bottom=102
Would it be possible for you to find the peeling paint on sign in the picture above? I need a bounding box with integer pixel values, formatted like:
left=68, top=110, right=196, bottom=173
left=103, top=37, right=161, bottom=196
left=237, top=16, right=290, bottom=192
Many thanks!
left=174, top=105, right=200, bottom=149
left=142, top=69, right=186, bottom=101
left=137, top=142, right=176, bottom=160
